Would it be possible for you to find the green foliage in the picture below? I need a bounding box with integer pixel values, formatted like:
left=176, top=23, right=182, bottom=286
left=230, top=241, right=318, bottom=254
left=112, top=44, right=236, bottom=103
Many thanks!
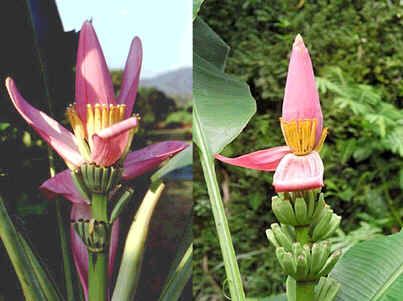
left=195, top=0, right=403, bottom=299
left=330, top=231, right=403, bottom=300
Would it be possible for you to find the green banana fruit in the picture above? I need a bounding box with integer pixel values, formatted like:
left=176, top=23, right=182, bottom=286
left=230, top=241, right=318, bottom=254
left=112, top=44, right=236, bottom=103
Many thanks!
left=294, top=197, right=308, bottom=225
left=312, top=208, right=333, bottom=241
left=266, top=229, right=280, bottom=248
left=272, top=196, right=297, bottom=225
left=272, top=223, right=293, bottom=251
left=318, top=250, right=342, bottom=276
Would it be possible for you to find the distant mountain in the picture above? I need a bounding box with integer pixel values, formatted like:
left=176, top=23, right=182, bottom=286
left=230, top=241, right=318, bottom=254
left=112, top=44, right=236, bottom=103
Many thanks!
left=140, top=67, right=192, bottom=106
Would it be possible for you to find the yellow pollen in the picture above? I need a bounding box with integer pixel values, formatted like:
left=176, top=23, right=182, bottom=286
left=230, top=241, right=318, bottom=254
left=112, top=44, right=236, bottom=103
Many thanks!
left=280, top=118, right=328, bottom=155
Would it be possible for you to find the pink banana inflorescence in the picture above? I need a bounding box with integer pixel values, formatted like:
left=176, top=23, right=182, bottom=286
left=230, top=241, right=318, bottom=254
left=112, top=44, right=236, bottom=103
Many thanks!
left=215, top=34, right=327, bottom=192
left=5, top=20, right=188, bottom=297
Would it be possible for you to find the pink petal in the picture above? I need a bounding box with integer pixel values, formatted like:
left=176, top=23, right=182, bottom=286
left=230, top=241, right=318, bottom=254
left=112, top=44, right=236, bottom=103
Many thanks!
left=122, top=141, right=188, bottom=180
left=215, top=146, right=291, bottom=171
left=117, top=37, right=143, bottom=116
left=282, top=35, right=323, bottom=144
left=75, top=21, right=115, bottom=121
left=273, top=151, right=324, bottom=192
left=90, top=117, right=138, bottom=166
left=5, top=78, right=83, bottom=168
left=70, top=204, right=119, bottom=300
left=39, top=170, right=87, bottom=204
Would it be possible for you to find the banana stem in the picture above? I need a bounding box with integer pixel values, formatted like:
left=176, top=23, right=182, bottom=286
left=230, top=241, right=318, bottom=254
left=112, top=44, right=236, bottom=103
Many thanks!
left=295, top=226, right=310, bottom=245
left=295, top=281, right=315, bottom=301
left=88, top=193, right=109, bottom=301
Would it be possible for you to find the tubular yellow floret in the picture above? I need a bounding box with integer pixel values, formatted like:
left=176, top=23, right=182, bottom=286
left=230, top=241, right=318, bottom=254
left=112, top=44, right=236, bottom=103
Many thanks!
left=66, top=105, right=85, bottom=140
left=280, top=118, right=327, bottom=155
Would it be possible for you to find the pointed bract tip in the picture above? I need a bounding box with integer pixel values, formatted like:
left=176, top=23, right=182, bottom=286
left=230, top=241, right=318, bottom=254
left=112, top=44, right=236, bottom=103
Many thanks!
left=293, top=34, right=306, bottom=50
left=81, top=20, right=94, bottom=31
left=5, top=76, right=12, bottom=87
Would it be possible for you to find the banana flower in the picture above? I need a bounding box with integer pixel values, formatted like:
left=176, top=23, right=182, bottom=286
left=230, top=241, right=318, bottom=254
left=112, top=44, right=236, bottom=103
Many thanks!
left=216, top=35, right=327, bottom=192
left=5, top=20, right=188, bottom=297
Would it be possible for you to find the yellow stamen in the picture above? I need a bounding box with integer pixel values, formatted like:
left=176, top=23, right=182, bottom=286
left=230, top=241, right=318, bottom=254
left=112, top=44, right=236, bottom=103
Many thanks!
left=86, top=104, right=94, bottom=138
left=280, top=118, right=327, bottom=155
left=66, top=104, right=91, bottom=160
left=85, top=104, right=127, bottom=135
left=66, top=103, right=129, bottom=159
left=94, top=104, right=102, bottom=133
left=66, top=105, right=85, bottom=140
left=101, top=104, right=109, bottom=129
left=118, top=104, right=126, bottom=121
left=314, top=128, right=328, bottom=152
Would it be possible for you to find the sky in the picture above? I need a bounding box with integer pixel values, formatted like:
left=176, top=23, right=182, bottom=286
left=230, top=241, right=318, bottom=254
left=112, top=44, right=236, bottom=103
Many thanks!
left=55, top=0, right=192, bottom=78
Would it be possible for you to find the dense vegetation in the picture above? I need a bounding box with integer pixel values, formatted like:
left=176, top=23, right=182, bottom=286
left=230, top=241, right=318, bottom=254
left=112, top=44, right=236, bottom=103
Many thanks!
left=194, top=1, right=403, bottom=299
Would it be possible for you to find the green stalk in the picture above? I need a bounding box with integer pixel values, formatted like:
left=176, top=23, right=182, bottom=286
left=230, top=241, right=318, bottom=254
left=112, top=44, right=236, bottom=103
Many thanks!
left=295, top=226, right=310, bottom=245
left=89, top=193, right=109, bottom=301
left=0, top=197, right=46, bottom=300
left=88, top=253, right=108, bottom=301
left=91, top=193, right=108, bottom=221
left=295, top=281, right=315, bottom=301
left=112, top=182, right=165, bottom=301
left=194, top=113, right=246, bottom=301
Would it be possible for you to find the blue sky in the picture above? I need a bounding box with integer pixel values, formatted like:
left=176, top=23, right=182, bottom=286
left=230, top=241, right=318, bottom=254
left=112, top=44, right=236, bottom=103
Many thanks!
left=55, top=0, right=192, bottom=78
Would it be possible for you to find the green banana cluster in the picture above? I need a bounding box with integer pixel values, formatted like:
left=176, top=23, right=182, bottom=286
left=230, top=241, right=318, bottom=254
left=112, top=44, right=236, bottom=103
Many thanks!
left=272, top=192, right=341, bottom=241
left=273, top=242, right=341, bottom=281
left=71, top=163, right=123, bottom=196
left=267, top=191, right=342, bottom=300
left=73, top=219, right=111, bottom=253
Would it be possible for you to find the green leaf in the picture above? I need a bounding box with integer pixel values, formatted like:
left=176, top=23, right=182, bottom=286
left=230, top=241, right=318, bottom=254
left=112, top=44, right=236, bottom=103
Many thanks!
left=330, top=231, right=403, bottom=300
left=193, top=0, right=205, bottom=20
left=151, top=145, right=192, bottom=182
left=193, top=17, right=256, bottom=154
left=158, top=244, right=192, bottom=301
left=193, top=16, right=254, bottom=301
left=0, top=197, right=47, bottom=300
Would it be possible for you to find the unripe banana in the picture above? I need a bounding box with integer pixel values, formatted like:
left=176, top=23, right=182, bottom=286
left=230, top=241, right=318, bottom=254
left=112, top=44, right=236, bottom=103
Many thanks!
left=281, top=252, right=297, bottom=276
left=323, top=279, right=341, bottom=301
left=280, top=224, right=295, bottom=241
left=316, top=277, right=340, bottom=301
left=272, top=223, right=293, bottom=251
left=321, top=214, right=341, bottom=240
left=295, top=255, right=308, bottom=279
left=272, top=196, right=297, bottom=225
left=318, top=250, right=342, bottom=276
left=306, top=190, right=316, bottom=219
left=294, top=197, right=308, bottom=225
left=275, top=247, right=287, bottom=271
left=266, top=229, right=280, bottom=248
left=310, top=241, right=331, bottom=276
left=311, top=193, right=326, bottom=223
left=302, top=244, right=312, bottom=276
left=292, top=242, right=304, bottom=259
left=312, top=208, right=333, bottom=241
